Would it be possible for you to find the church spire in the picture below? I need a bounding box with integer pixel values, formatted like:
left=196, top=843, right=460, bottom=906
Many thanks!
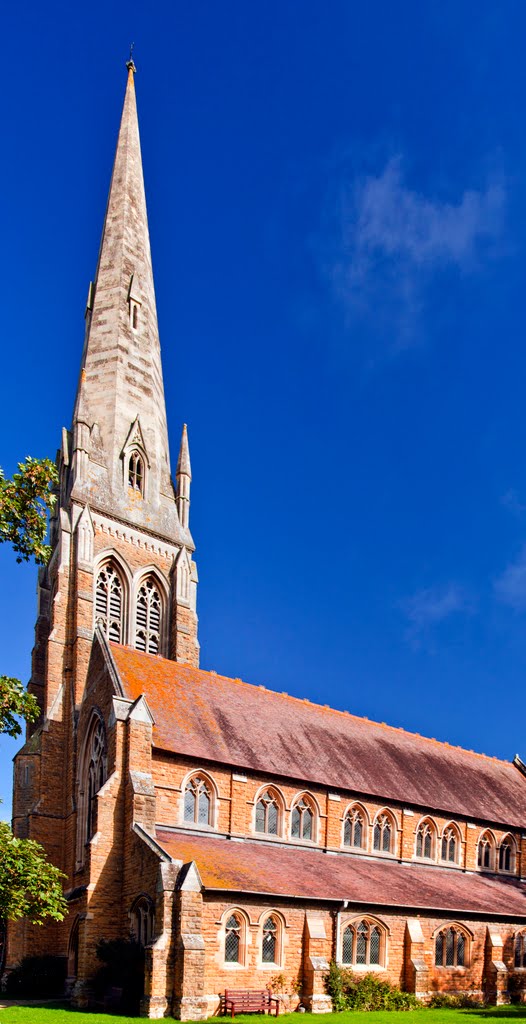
left=71, top=63, right=189, bottom=546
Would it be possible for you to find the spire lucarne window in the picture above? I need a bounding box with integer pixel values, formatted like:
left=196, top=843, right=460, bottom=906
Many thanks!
left=135, top=578, right=161, bottom=653
left=95, top=563, right=124, bottom=642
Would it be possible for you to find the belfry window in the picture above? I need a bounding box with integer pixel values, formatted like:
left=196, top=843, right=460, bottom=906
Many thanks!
left=135, top=578, right=161, bottom=654
left=183, top=775, right=212, bottom=826
left=291, top=796, right=315, bottom=841
left=342, top=919, right=384, bottom=967
left=95, top=563, right=124, bottom=642
left=128, top=451, right=144, bottom=494
left=373, top=812, right=393, bottom=853
left=344, top=806, right=365, bottom=849
left=435, top=926, right=467, bottom=967
left=255, top=790, right=281, bottom=836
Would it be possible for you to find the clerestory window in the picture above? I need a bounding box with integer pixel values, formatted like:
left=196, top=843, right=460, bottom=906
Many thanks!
left=373, top=812, right=394, bottom=854
left=183, top=775, right=212, bottom=826
left=291, top=795, right=315, bottom=841
left=255, top=790, right=281, bottom=836
left=416, top=819, right=436, bottom=860
left=441, top=825, right=459, bottom=864
left=477, top=831, right=496, bottom=871
left=498, top=836, right=516, bottom=873
left=344, top=806, right=365, bottom=849
left=135, top=578, right=162, bottom=654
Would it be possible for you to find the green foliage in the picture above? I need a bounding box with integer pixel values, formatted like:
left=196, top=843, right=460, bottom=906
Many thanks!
left=0, top=456, right=57, bottom=564
left=0, top=674, right=39, bottom=737
left=0, top=821, right=67, bottom=924
left=5, top=954, right=67, bottom=997
left=94, top=938, right=145, bottom=1014
left=325, top=962, right=418, bottom=1011
left=428, top=993, right=482, bottom=1008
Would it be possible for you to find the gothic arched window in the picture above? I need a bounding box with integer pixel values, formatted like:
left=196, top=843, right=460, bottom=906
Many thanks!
left=498, top=835, right=516, bottom=873
left=225, top=914, right=242, bottom=964
left=95, top=562, right=124, bottom=643
left=441, top=825, right=460, bottom=864
left=515, top=932, right=526, bottom=968
left=373, top=812, right=394, bottom=854
left=183, top=775, right=212, bottom=826
left=255, top=790, right=281, bottom=836
left=262, top=916, right=278, bottom=964
left=477, top=831, right=496, bottom=870
left=291, top=795, right=316, bottom=841
left=86, top=717, right=106, bottom=842
left=135, top=578, right=162, bottom=654
left=416, top=819, right=436, bottom=860
left=435, top=926, right=468, bottom=967
left=342, top=919, right=384, bottom=966
left=344, top=806, right=365, bottom=849
left=130, top=895, right=155, bottom=947
left=128, top=451, right=144, bottom=494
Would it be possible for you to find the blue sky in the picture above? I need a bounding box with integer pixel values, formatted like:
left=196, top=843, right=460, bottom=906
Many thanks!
left=2, top=1, right=526, bottom=813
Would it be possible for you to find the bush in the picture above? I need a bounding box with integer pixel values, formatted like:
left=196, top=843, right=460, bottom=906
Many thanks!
left=325, top=961, right=418, bottom=1011
left=93, top=937, right=145, bottom=1014
left=5, top=955, right=67, bottom=998
left=428, top=992, right=482, bottom=1008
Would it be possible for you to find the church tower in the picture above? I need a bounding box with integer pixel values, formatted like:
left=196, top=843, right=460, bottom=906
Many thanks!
left=12, top=60, right=198, bottom=893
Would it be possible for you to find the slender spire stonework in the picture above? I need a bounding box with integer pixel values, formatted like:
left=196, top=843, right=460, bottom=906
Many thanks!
left=71, top=63, right=188, bottom=545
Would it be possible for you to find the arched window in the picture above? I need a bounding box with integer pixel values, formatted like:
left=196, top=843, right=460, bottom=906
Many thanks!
left=344, top=806, right=365, bottom=849
left=416, top=819, right=436, bottom=860
left=373, top=812, right=394, bottom=854
left=225, top=914, right=242, bottom=964
left=342, top=919, right=384, bottom=967
left=67, top=918, right=80, bottom=982
left=95, top=562, right=124, bottom=642
left=291, top=795, right=316, bottom=841
left=130, top=895, right=155, bottom=947
left=132, top=303, right=139, bottom=330
left=128, top=451, right=144, bottom=494
left=183, top=775, right=212, bottom=826
left=498, top=835, right=516, bottom=873
left=255, top=790, right=281, bottom=836
left=86, top=717, right=106, bottom=843
left=435, top=926, right=468, bottom=967
left=262, top=916, right=278, bottom=964
left=135, top=578, right=162, bottom=654
left=477, top=831, right=496, bottom=870
left=515, top=932, right=526, bottom=968
left=441, top=825, right=459, bottom=864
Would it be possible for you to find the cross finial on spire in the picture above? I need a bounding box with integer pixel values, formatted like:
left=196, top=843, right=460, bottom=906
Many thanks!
left=126, top=42, right=136, bottom=75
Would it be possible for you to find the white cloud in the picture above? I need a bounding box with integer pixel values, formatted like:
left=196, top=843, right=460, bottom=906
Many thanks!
left=494, top=547, right=526, bottom=610
left=323, top=156, right=504, bottom=350
left=401, top=583, right=471, bottom=643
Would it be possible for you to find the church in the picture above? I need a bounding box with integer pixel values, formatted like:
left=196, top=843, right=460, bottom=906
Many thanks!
left=8, top=62, right=526, bottom=1019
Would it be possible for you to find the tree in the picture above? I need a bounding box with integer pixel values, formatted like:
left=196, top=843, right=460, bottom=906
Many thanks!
left=0, top=455, right=66, bottom=927
left=0, top=456, right=58, bottom=564
left=0, top=823, right=66, bottom=925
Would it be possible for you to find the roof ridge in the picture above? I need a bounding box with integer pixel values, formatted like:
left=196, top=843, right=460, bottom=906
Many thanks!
left=111, top=644, right=512, bottom=770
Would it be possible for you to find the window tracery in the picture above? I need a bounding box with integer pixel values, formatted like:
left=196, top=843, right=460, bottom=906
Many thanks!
left=373, top=812, right=393, bottom=854
left=342, top=919, right=384, bottom=966
left=135, top=577, right=162, bottom=654
left=255, top=790, right=281, bottom=836
left=344, top=806, right=365, bottom=849
left=225, top=914, right=242, bottom=964
left=95, top=563, right=124, bottom=642
left=435, top=926, right=468, bottom=967
left=291, top=795, right=315, bottom=841
left=441, top=825, right=459, bottom=864
left=262, top=916, right=278, bottom=964
left=183, top=775, right=212, bottom=826
left=130, top=895, right=155, bottom=947
left=477, top=831, right=496, bottom=870
left=498, top=836, right=516, bottom=872
left=415, top=819, right=436, bottom=860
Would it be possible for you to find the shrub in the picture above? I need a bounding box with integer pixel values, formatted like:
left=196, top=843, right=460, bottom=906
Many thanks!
left=428, top=992, right=482, bottom=1008
left=325, top=962, right=418, bottom=1011
left=5, top=955, right=67, bottom=998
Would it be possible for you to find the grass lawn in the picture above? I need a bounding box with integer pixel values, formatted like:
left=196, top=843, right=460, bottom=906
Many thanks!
left=3, top=1007, right=526, bottom=1024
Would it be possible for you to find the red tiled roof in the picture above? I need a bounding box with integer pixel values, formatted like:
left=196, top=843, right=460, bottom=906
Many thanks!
left=155, top=829, right=526, bottom=918
left=110, top=645, right=526, bottom=827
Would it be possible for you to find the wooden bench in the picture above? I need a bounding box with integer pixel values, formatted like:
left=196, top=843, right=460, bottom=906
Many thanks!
left=224, top=989, right=280, bottom=1017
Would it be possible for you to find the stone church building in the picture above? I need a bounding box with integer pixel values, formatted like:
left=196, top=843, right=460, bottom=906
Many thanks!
left=8, top=64, right=526, bottom=1017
